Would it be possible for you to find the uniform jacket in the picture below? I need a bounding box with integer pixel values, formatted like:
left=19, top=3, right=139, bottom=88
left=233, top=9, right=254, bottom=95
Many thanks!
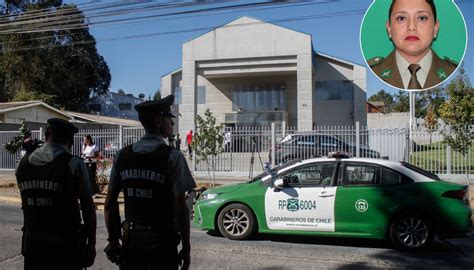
left=368, top=50, right=457, bottom=89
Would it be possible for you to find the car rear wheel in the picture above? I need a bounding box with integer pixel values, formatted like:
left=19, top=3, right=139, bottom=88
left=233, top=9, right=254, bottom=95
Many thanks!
left=217, top=204, right=256, bottom=240
left=389, top=213, right=434, bottom=251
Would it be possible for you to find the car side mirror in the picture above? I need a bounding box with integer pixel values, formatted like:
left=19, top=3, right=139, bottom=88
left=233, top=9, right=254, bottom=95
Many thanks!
left=273, top=179, right=284, bottom=191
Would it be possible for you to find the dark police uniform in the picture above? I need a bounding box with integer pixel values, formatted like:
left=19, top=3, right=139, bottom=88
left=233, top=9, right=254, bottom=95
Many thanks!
left=106, top=96, right=196, bottom=270
left=16, top=119, right=94, bottom=270
left=368, top=50, right=457, bottom=90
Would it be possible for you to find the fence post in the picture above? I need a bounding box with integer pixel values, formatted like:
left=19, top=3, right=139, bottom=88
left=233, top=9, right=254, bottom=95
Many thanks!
left=39, top=127, right=43, bottom=141
left=282, top=121, right=286, bottom=138
left=119, top=125, right=124, bottom=149
left=355, top=121, right=360, bottom=157
left=271, top=122, right=275, bottom=167
left=446, top=126, right=451, bottom=175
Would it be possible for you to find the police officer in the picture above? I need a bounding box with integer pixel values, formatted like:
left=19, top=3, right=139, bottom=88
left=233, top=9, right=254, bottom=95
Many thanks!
left=104, top=95, right=196, bottom=270
left=368, top=0, right=458, bottom=90
left=16, top=118, right=97, bottom=270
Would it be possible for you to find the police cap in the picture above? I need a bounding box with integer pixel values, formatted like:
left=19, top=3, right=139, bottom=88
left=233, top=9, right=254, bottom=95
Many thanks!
left=46, top=118, right=79, bottom=134
left=135, top=95, right=176, bottom=118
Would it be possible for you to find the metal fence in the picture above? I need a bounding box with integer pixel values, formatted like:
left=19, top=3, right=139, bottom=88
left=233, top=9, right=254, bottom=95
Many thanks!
left=0, top=125, right=472, bottom=177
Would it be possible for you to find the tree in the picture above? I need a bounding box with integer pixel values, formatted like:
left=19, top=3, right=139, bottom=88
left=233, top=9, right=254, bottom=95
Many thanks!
left=153, top=89, right=161, bottom=101
left=368, top=89, right=394, bottom=113
left=0, top=1, right=111, bottom=111
left=417, top=88, right=447, bottom=118
left=392, top=91, right=409, bottom=112
left=438, top=65, right=473, bottom=183
left=117, top=89, right=126, bottom=95
left=422, top=104, right=438, bottom=145
left=192, top=109, right=224, bottom=187
left=138, top=93, right=145, bottom=99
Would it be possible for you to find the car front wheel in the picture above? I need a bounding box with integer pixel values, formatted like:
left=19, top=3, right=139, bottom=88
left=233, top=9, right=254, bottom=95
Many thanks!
left=217, top=203, right=257, bottom=240
left=389, top=213, right=434, bottom=251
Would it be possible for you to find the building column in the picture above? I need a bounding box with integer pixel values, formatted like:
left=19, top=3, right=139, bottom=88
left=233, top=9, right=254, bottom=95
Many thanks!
left=297, top=54, right=313, bottom=129
left=180, top=60, right=197, bottom=137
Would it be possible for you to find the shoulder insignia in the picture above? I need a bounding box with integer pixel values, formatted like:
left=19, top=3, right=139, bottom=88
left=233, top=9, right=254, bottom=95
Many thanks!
left=380, top=68, right=392, bottom=80
left=436, top=68, right=448, bottom=80
left=444, top=56, right=458, bottom=66
left=367, top=57, right=384, bottom=67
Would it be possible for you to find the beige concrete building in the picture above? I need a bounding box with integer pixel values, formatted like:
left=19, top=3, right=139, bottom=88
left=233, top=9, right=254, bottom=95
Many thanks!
left=161, top=16, right=367, bottom=136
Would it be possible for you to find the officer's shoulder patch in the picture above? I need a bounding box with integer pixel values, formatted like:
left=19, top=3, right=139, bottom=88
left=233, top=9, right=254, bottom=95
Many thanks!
left=380, top=68, right=392, bottom=80
left=367, top=57, right=384, bottom=68
left=436, top=68, right=448, bottom=80
left=443, top=56, right=458, bottom=67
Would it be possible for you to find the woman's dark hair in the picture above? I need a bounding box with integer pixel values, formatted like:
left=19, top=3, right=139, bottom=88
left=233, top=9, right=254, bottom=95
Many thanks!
left=389, top=0, right=437, bottom=23
left=84, top=134, right=94, bottom=145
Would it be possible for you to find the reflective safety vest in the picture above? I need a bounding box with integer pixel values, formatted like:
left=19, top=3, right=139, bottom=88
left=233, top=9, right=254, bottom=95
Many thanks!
left=115, top=144, right=175, bottom=233
left=16, top=152, right=81, bottom=234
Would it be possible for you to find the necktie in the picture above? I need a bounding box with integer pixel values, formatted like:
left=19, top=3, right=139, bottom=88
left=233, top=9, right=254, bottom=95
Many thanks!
left=408, top=64, right=422, bottom=89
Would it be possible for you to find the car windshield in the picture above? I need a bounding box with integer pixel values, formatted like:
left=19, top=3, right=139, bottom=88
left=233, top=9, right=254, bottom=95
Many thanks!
left=401, top=162, right=441, bottom=181
left=249, top=159, right=301, bottom=182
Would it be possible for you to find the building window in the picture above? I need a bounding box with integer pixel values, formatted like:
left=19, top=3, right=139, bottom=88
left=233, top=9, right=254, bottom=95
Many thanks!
left=118, top=103, right=132, bottom=110
left=174, top=87, right=182, bottom=105
left=232, top=83, right=286, bottom=112
left=315, top=81, right=353, bottom=101
left=197, top=86, right=206, bottom=104
left=88, top=104, right=101, bottom=112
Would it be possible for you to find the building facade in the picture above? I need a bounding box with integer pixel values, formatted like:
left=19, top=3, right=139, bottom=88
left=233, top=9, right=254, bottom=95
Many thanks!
left=161, top=16, right=367, bottom=136
left=86, top=92, right=144, bottom=120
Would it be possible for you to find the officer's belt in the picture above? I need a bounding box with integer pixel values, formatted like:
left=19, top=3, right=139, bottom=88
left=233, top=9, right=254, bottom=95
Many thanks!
left=122, top=220, right=153, bottom=231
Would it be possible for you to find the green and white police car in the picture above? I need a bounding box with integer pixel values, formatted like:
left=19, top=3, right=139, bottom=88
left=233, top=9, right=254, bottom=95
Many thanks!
left=193, top=155, right=472, bottom=251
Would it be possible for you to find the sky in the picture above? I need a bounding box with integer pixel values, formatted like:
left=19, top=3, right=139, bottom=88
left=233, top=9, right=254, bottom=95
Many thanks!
left=65, top=0, right=473, bottom=98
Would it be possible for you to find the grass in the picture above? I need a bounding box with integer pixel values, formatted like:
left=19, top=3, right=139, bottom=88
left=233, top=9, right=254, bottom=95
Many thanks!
left=410, top=142, right=474, bottom=174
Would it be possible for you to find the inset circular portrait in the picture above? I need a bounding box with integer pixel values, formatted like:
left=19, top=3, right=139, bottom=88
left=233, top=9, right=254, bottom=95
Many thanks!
left=360, top=0, right=467, bottom=91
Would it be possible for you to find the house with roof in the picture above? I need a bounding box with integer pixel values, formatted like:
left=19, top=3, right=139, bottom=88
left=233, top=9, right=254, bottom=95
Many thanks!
left=86, top=92, right=145, bottom=121
left=67, top=111, right=141, bottom=126
left=0, top=101, right=72, bottom=124
left=161, top=16, right=367, bottom=136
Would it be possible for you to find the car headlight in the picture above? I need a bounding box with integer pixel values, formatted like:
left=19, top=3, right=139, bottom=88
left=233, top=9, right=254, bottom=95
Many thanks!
left=200, top=193, right=220, bottom=201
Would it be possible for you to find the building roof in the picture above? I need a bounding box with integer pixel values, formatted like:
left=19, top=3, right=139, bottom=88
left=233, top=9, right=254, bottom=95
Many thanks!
left=67, top=111, right=141, bottom=126
left=0, top=101, right=73, bottom=119
left=368, top=101, right=385, bottom=107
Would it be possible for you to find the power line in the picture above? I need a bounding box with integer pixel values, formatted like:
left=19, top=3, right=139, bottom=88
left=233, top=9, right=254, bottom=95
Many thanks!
left=0, top=0, right=308, bottom=34
left=0, top=1, right=233, bottom=31
left=1, top=9, right=365, bottom=52
left=0, top=1, right=335, bottom=45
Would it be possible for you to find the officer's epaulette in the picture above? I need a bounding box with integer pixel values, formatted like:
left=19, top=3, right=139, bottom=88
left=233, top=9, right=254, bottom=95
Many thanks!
left=444, top=56, right=458, bottom=67
left=367, top=56, right=384, bottom=68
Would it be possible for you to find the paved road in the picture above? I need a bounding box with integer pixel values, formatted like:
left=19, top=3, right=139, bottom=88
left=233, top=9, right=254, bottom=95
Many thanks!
left=0, top=203, right=473, bottom=270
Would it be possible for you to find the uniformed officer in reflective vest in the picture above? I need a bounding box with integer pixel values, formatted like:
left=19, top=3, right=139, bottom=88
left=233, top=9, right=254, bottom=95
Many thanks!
left=16, top=118, right=97, bottom=270
left=104, top=95, right=196, bottom=270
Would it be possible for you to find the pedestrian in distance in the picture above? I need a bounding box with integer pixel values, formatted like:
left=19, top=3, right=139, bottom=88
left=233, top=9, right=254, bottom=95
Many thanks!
left=104, top=95, right=196, bottom=270
left=176, top=133, right=182, bottom=150
left=224, top=130, right=232, bottom=152
left=16, top=118, right=97, bottom=270
left=186, top=130, right=193, bottom=159
left=81, top=134, right=100, bottom=194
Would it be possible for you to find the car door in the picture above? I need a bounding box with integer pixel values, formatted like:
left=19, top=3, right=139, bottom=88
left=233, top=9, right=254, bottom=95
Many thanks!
left=264, top=162, right=337, bottom=232
left=334, top=162, right=403, bottom=236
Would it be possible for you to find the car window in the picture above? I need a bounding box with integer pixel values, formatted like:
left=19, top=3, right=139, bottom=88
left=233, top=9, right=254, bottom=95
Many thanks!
left=381, top=167, right=402, bottom=185
left=341, top=163, right=380, bottom=186
left=320, top=136, right=338, bottom=147
left=280, top=162, right=336, bottom=187
left=296, top=136, right=315, bottom=146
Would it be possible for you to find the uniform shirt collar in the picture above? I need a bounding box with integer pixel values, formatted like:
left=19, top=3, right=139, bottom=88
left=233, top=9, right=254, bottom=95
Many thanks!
left=142, top=133, right=166, bottom=141
left=28, top=142, right=70, bottom=166
left=396, top=50, right=432, bottom=89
